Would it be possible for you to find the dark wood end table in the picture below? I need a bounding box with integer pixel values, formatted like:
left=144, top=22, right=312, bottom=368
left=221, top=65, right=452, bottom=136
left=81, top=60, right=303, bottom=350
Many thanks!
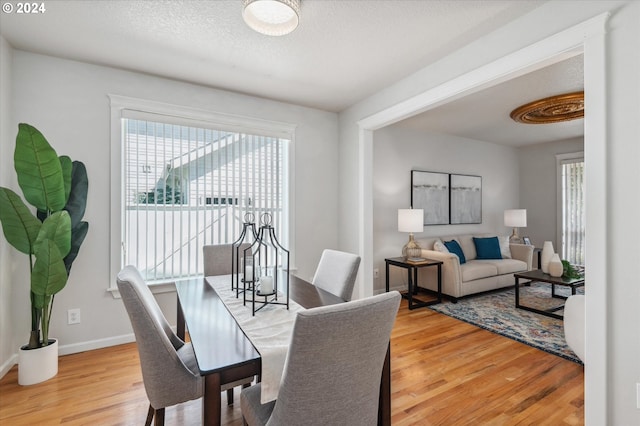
left=385, top=257, right=442, bottom=310
left=513, top=269, right=585, bottom=319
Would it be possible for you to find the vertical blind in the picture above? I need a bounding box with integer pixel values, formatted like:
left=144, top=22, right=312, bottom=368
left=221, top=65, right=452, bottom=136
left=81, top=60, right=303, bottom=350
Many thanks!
left=122, top=117, right=289, bottom=282
left=560, top=158, right=585, bottom=265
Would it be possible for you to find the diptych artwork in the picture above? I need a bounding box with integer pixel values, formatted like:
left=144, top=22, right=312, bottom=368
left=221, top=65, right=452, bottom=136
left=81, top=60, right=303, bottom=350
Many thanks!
left=411, top=171, right=449, bottom=225
left=411, top=170, right=482, bottom=225
left=450, top=174, right=482, bottom=224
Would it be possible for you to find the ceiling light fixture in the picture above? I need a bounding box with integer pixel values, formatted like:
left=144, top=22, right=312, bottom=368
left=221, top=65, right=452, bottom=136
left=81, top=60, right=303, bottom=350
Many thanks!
left=510, top=91, right=584, bottom=124
left=242, top=0, right=300, bottom=36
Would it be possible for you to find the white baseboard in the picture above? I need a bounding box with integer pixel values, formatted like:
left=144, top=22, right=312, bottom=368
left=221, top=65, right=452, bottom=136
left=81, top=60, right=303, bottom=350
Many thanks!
left=57, top=333, right=137, bottom=356
left=0, top=333, right=137, bottom=380
left=0, top=354, right=18, bottom=379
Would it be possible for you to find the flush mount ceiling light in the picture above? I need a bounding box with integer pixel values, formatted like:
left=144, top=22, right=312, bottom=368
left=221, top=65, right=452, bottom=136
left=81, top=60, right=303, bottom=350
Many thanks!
left=242, top=0, right=300, bottom=36
left=510, top=91, right=584, bottom=124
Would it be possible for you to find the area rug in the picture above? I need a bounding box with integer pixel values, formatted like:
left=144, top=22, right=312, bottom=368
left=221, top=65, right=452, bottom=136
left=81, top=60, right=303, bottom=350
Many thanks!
left=428, top=282, right=584, bottom=364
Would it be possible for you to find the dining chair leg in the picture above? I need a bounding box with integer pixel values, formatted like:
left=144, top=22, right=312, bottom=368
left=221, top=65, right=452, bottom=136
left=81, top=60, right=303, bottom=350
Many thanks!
left=154, top=407, right=165, bottom=426
left=227, top=388, right=234, bottom=405
left=145, top=404, right=154, bottom=426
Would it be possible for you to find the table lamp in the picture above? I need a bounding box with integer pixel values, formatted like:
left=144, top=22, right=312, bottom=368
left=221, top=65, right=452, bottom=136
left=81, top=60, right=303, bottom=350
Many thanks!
left=398, top=208, right=424, bottom=259
left=504, top=209, right=527, bottom=243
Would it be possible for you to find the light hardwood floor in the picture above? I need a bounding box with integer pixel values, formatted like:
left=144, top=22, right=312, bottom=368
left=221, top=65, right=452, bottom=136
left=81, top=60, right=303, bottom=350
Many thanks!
left=0, top=299, right=584, bottom=425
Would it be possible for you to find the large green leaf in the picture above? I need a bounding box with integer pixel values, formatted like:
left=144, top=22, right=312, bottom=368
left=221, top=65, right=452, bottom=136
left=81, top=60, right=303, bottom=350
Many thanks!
left=31, top=240, right=68, bottom=303
left=34, top=211, right=71, bottom=259
left=64, top=161, right=88, bottom=228
left=0, top=187, right=42, bottom=254
left=59, top=155, right=73, bottom=203
left=14, top=123, right=66, bottom=212
left=64, top=221, right=89, bottom=274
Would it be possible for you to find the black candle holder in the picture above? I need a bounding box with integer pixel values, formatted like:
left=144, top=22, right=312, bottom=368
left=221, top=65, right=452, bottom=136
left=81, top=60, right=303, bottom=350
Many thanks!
left=243, top=213, right=290, bottom=315
left=232, top=213, right=258, bottom=298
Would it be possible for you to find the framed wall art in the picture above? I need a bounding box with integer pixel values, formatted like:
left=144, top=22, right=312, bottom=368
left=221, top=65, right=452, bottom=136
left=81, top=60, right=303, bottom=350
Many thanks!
left=411, top=170, right=449, bottom=225
left=450, top=174, right=482, bottom=224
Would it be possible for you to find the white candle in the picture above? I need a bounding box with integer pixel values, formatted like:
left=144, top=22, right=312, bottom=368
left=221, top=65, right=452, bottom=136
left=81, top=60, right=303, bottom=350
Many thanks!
left=261, top=276, right=273, bottom=294
left=245, top=266, right=253, bottom=282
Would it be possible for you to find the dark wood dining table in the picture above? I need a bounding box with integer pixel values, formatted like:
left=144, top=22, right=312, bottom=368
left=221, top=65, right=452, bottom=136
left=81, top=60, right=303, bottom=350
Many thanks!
left=175, top=274, right=392, bottom=426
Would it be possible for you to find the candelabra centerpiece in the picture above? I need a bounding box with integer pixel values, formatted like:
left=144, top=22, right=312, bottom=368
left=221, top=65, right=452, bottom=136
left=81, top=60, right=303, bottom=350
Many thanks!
left=243, top=212, right=290, bottom=315
left=232, top=212, right=258, bottom=297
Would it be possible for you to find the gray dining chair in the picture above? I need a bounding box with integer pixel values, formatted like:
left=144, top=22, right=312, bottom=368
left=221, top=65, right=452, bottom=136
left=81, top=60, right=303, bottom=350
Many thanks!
left=203, top=243, right=237, bottom=276
left=117, top=265, right=250, bottom=426
left=311, top=249, right=361, bottom=301
left=240, top=291, right=401, bottom=426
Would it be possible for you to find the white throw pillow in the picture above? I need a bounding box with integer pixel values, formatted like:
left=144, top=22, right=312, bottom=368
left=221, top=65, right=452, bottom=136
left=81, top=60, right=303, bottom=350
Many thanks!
left=498, top=235, right=512, bottom=259
left=433, top=239, right=450, bottom=253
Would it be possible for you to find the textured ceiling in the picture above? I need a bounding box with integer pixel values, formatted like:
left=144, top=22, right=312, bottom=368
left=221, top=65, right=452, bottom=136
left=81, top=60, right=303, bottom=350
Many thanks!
left=396, top=55, right=585, bottom=146
left=1, top=1, right=581, bottom=145
left=0, top=0, right=546, bottom=112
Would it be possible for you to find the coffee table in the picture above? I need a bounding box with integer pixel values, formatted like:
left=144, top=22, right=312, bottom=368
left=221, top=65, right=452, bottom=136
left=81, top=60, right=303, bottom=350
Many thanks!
left=513, top=269, right=585, bottom=319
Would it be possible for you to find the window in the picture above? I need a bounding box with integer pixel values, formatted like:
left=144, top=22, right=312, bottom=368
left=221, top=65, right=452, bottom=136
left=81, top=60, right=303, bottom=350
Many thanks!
left=110, top=96, right=294, bottom=285
left=557, top=152, right=585, bottom=266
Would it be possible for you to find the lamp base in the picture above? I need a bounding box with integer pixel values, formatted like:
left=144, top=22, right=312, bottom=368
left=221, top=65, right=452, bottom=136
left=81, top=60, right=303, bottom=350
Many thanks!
left=402, top=234, right=422, bottom=259
left=509, top=228, right=522, bottom=244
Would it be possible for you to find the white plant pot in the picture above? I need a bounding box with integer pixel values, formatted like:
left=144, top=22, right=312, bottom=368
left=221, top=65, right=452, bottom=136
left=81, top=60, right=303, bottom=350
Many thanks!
left=18, top=339, right=58, bottom=386
left=540, top=241, right=555, bottom=273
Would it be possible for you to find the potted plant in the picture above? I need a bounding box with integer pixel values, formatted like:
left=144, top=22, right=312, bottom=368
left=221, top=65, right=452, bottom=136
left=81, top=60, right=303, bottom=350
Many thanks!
left=0, top=123, right=88, bottom=385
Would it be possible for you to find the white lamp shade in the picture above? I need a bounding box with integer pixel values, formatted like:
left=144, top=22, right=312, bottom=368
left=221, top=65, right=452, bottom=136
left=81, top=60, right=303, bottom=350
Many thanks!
left=504, top=209, right=527, bottom=227
left=398, top=209, right=424, bottom=233
left=243, top=0, right=300, bottom=36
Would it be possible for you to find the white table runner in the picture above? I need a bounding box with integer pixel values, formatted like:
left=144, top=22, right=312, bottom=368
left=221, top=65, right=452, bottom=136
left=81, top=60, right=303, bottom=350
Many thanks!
left=206, top=275, right=304, bottom=403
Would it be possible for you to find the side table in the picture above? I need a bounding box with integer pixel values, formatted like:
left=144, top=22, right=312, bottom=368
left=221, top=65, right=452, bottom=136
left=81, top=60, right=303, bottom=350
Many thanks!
left=385, top=257, right=442, bottom=310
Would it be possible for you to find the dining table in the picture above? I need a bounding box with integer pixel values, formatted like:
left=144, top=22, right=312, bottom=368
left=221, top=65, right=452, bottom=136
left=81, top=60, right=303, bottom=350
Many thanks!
left=175, top=274, right=392, bottom=426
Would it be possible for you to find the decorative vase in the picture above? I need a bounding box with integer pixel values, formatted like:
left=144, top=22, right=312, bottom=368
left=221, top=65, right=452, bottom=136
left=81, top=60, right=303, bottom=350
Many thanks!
left=548, top=254, right=564, bottom=277
left=18, top=339, right=58, bottom=386
left=540, top=241, right=554, bottom=273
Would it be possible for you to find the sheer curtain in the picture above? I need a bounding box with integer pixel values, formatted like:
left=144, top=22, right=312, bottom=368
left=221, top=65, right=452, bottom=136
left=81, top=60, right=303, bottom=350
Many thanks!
left=559, top=156, right=585, bottom=265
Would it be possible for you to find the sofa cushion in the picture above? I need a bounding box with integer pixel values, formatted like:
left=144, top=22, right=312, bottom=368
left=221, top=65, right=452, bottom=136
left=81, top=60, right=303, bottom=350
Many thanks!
left=444, top=240, right=466, bottom=264
left=480, top=258, right=527, bottom=275
left=433, top=239, right=449, bottom=253
left=460, top=262, right=498, bottom=281
left=457, top=235, right=477, bottom=260
left=473, top=236, right=502, bottom=259
left=498, top=236, right=512, bottom=259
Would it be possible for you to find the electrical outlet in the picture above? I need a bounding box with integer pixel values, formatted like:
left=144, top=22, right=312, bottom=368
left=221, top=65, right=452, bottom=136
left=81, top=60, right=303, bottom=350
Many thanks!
left=637, top=383, right=640, bottom=409
left=68, top=308, right=81, bottom=325
left=373, top=268, right=379, bottom=279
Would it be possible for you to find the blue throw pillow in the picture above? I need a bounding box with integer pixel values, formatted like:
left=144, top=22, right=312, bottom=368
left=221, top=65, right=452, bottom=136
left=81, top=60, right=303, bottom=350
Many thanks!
left=443, top=240, right=466, bottom=264
left=473, top=236, right=503, bottom=259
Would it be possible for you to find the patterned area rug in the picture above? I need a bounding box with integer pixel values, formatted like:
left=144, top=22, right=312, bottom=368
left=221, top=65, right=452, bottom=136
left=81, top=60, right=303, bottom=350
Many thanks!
left=428, top=282, right=584, bottom=364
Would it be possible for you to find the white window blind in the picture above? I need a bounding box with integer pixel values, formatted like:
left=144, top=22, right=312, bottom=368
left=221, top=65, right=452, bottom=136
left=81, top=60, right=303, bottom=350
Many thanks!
left=560, top=157, right=585, bottom=265
left=121, top=116, right=289, bottom=282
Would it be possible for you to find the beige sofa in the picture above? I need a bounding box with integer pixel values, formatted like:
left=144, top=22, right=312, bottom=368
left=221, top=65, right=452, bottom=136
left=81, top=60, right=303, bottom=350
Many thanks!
left=416, top=234, right=534, bottom=301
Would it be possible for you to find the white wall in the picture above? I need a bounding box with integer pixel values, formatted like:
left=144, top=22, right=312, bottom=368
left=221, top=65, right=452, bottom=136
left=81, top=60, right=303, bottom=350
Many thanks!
left=372, top=125, right=519, bottom=293
left=339, top=1, right=639, bottom=424
left=518, top=137, right=584, bottom=248
left=1, top=51, right=339, bottom=364
left=0, top=36, right=15, bottom=376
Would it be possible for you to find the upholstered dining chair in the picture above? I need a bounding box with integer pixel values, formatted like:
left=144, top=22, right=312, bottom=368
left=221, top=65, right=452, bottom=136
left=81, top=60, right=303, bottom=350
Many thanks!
left=240, top=291, right=401, bottom=426
left=311, top=249, right=361, bottom=301
left=564, top=294, right=585, bottom=362
left=117, top=265, right=251, bottom=426
left=203, top=243, right=238, bottom=276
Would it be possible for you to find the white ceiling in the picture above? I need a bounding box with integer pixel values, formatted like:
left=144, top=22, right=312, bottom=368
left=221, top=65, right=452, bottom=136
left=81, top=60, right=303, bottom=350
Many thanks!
left=395, top=55, right=585, bottom=146
left=0, top=0, right=583, bottom=145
